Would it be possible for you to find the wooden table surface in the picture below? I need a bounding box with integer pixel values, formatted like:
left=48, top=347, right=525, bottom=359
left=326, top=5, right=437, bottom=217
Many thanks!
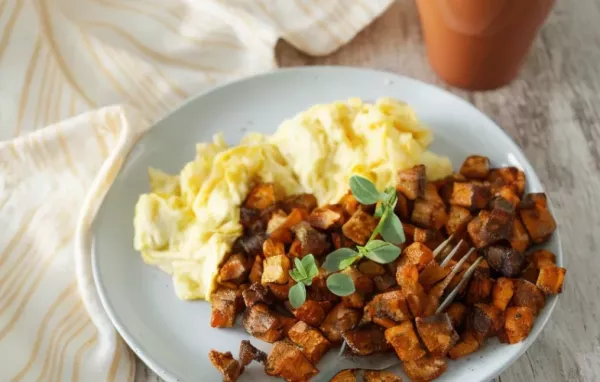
left=137, top=1, right=600, bottom=381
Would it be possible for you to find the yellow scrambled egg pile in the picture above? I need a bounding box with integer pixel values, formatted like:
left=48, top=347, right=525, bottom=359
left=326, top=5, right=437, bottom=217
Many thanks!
left=134, top=98, right=452, bottom=301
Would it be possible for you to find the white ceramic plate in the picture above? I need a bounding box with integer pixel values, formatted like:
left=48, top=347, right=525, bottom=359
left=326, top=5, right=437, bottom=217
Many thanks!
left=92, top=67, right=562, bottom=382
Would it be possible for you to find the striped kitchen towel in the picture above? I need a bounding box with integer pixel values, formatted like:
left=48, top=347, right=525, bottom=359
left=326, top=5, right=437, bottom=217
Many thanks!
left=0, top=0, right=393, bottom=380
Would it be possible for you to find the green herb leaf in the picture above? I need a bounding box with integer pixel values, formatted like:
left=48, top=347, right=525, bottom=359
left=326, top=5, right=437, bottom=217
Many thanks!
left=289, top=269, right=301, bottom=282
left=380, top=212, right=405, bottom=245
left=384, top=187, right=398, bottom=209
left=374, top=202, right=384, bottom=218
left=349, top=176, right=380, bottom=205
left=339, top=255, right=361, bottom=270
left=301, top=254, right=319, bottom=283
left=322, top=248, right=360, bottom=272
left=288, top=282, right=307, bottom=309
left=326, top=273, right=356, bottom=296
left=294, top=258, right=308, bottom=280
left=364, top=240, right=401, bottom=264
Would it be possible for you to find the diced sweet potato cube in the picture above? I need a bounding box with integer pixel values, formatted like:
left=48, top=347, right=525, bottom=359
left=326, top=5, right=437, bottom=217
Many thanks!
left=261, top=255, right=290, bottom=285
left=218, top=253, right=250, bottom=285
left=331, top=370, right=357, bottom=382
left=373, top=274, right=396, bottom=293
left=411, top=198, right=448, bottom=230
left=211, top=288, right=241, bottom=328
left=413, top=228, right=444, bottom=250
left=342, top=292, right=365, bottom=309
left=396, top=165, right=427, bottom=200
left=331, top=232, right=357, bottom=250
left=450, top=182, right=492, bottom=210
left=287, top=321, right=331, bottom=364
left=373, top=317, right=397, bottom=329
left=284, top=193, right=318, bottom=213
left=266, top=210, right=288, bottom=234
left=263, top=238, right=285, bottom=258
left=242, top=303, right=283, bottom=343
left=344, top=267, right=374, bottom=295
left=339, top=192, right=360, bottom=216
left=394, top=192, right=411, bottom=220
left=319, top=303, right=361, bottom=343
left=293, top=300, right=326, bottom=327
left=482, top=245, right=525, bottom=278
left=492, top=277, right=515, bottom=311
left=403, top=356, right=447, bottom=382
left=239, top=340, right=267, bottom=366
left=385, top=321, right=427, bottom=362
left=466, top=274, right=493, bottom=305
left=489, top=167, right=526, bottom=196
left=364, top=370, right=403, bottom=382
left=402, top=242, right=434, bottom=271
left=276, top=315, right=298, bottom=337
left=358, top=260, right=386, bottom=276
left=269, top=208, right=307, bottom=244
left=342, top=324, right=390, bottom=355
left=242, top=282, right=274, bottom=308
left=445, top=302, right=468, bottom=330
left=419, top=261, right=451, bottom=289
left=265, top=340, right=318, bottom=381
left=467, top=303, right=504, bottom=344
left=236, top=233, right=268, bottom=257
left=249, top=255, right=263, bottom=284
left=510, top=217, right=531, bottom=253
left=415, top=313, right=459, bottom=357
left=396, top=265, right=427, bottom=317
left=478, top=208, right=514, bottom=246
left=342, top=210, right=378, bottom=245
left=448, top=331, right=480, bottom=359
left=268, top=279, right=294, bottom=301
left=460, top=155, right=490, bottom=179
left=307, top=204, right=345, bottom=230
left=291, top=221, right=331, bottom=256
left=504, top=306, right=534, bottom=344
left=513, top=279, right=545, bottom=316
left=245, top=183, right=277, bottom=210
left=536, top=265, right=566, bottom=294
left=518, top=193, right=557, bottom=244
left=491, top=185, right=521, bottom=212
left=445, top=205, right=473, bottom=235
left=467, top=211, right=488, bottom=248
left=520, top=262, right=539, bottom=284
left=209, top=350, right=244, bottom=382
left=362, top=290, right=411, bottom=324
left=529, top=249, right=556, bottom=269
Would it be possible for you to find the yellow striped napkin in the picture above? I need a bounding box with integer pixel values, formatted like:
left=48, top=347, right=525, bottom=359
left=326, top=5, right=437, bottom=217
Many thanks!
left=0, top=0, right=393, bottom=380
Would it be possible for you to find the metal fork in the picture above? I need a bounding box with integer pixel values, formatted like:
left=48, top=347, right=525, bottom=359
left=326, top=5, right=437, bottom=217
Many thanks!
left=314, top=237, right=483, bottom=381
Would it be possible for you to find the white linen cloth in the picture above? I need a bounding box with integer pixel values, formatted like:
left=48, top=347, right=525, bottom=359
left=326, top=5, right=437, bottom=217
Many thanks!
left=0, top=0, right=393, bottom=380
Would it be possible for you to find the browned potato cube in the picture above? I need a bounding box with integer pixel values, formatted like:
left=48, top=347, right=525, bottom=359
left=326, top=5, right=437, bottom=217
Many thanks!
left=268, top=279, right=294, bottom=301
left=373, top=274, right=397, bottom=293
left=504, top=306, right=534, bottom=344
left=510, top=217, right=531, bottom=253
left=236, top=232, right=268, bottom=257
left=287, top=321, right=331, bottom=364
left=450, top=182, right=492, bottom=210
left=373, top=317, right=398, bottom=329
left=364, top=370, right=403, bottom=382
left=242, top=303, right=283, bottom=343
left=319, top=303, right=361, bottom=343
left=403, top=356, right=447, bottom=382
left=265, top=340, right=318, bottom=381
left=284, top=193, right=318, bottom=213
left=394, top=192, right=411, bottom=220
left=270, top=208, right=307, bottom=244
left=529, top=249, right=556, bottom=269
left=267, top=210, right=288, bottom=234
left=292, top=221, right=330, bottom=256
left=396, top=164, right=427, bottom=200
left=460, top=155, right=490, bottom=179
left=467, top=303, right=504, bottom=344
left=263, top=238, right=285, bottom=258
left=385, top=321, right=427, bottom=362
left=339, top=191, right=360, bottom=215
left=518, top=193, right=557, bottom=244
left=331, top=232, right=357, bottom=250
left=413, top=228, right=444, bottom=250
left=218, top=253, right=250, bottom=285
left=342, top=209, right=378, bottom=245
left=358, top=260, right=386, bottom=276
left=331, top=370, right=357, bottom=382
left=342, top=324, right=390, bottom=355
left=448, top=331, right=480, bottom=359
left=342, top=292, right=365, bottom=310
left=402, top=242, right=434, bottom=271
left=415, top=313, right=459, bottom=357
left=276, top=315, right=298, bottom=337
left=249, top=255, right=263, bottom=284
left=362, top=290, right=411, bottom=324
left=239, top=340, right=267, bottom=366
left=536, top=265, right=566, bottom=294
left=445, top=205, right=473, bottom=235
left=467, top=211, right=488, bottom=248
left=489, top=167, right=526, bottom=196
left=466, top=273, right=493, bottom=305
left=492, top=277, right=515, bottom=311
left=445, top=302, right=468, bottom=330
left=261, top=255, right=290, bottom=285
left=491, top=185, right=521, bottom=212
left=411, top=198, right=448, bottom=230
left=245, top=183, right=277, bottom=210
left=209, top=350, right=244, bottom=382
left=482, top=245, right=525, bottom=278
left=307, top=204, right=345, bottom=230
left=292, top=300, right=326, bottom=327
left=478, top=208, right=514, bottom=246
left=419, top=261, right=451, bottom=289
left=513, top=279, right=545, bottom=316
left=396, top=265, right=427, bottom=317
left=210, top=288, right=241, bottom=328
left=242, top=282, right=274, bottom=308
left=520, top=262, right=539, bottom=284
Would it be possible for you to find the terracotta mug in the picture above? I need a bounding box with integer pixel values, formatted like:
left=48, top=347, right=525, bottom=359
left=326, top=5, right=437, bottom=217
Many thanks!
left=416, top=0, right=555, bottom=90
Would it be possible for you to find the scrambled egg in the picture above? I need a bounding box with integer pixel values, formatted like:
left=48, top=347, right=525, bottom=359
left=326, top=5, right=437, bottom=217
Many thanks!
left=133, top=98, right=452, bottom=301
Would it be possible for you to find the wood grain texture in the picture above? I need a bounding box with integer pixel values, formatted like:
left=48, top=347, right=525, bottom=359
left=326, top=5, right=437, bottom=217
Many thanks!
left=138, top=1, right=600, bottom=381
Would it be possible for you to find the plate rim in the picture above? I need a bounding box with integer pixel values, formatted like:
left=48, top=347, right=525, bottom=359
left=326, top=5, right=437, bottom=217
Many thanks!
left=91, top=65, right=562, bottom=382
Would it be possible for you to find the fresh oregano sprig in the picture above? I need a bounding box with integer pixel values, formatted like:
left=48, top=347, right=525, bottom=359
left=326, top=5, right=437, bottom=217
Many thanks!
left=288, top=254, right=319, bottom=308
left=323, top=175, right=406, bottom=296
